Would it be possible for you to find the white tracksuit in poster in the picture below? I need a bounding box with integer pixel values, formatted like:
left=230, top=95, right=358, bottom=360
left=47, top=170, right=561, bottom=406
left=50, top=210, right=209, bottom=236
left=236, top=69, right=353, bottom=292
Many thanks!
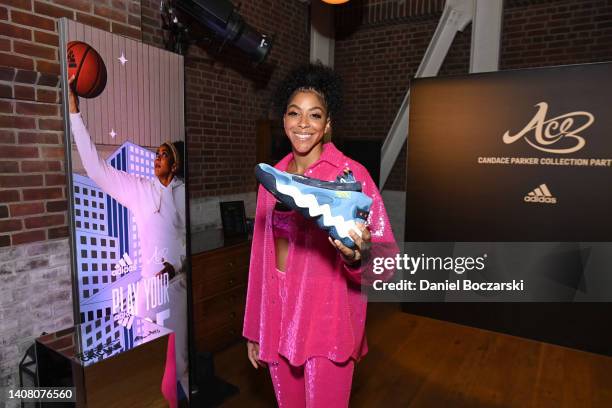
left=70, top=112, right=189, bottom=394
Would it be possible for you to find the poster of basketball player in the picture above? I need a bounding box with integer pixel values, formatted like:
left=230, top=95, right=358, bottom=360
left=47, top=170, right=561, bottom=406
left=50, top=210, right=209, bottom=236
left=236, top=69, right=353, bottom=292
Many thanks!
left=59, top=18, right=190, bottom=404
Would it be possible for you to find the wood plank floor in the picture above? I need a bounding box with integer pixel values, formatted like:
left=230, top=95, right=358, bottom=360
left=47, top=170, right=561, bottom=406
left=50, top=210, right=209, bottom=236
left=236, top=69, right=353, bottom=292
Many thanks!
left=213, top=303, right=612, bottom=407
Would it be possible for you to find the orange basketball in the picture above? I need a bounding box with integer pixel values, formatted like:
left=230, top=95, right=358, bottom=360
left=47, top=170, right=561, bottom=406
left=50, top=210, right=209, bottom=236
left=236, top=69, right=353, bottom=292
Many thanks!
left=67, top=41, right=107, bottom=99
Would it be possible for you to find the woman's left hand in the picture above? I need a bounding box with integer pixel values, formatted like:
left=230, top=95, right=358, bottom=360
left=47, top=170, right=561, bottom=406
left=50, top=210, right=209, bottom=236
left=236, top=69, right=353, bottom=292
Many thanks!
left=328, top=222, right=371, bottom=265
left=155, top=261, right=176, bottom=280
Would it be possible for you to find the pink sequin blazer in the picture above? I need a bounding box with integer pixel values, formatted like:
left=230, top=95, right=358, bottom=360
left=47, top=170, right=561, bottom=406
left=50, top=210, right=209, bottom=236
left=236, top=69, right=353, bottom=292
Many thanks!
left=243, top=142, right=397, bottom=366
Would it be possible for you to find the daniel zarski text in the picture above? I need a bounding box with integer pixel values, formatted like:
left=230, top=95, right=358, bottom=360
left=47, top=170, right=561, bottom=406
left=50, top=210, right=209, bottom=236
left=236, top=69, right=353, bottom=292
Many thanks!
left=371, top=254, right=524, bottom=292
left=372, top=279, right=525, bottom=292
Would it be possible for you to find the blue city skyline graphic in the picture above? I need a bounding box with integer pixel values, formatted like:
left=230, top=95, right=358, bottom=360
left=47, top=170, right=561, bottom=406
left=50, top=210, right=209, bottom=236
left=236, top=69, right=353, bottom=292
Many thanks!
left=74, top=142, right=156, bottom=325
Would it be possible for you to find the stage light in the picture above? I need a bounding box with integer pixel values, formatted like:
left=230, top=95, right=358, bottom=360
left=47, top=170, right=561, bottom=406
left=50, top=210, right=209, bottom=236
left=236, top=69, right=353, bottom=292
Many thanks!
left=164, top=0, right=272, bottom=64
left=322, top=0, right=350, bottom=4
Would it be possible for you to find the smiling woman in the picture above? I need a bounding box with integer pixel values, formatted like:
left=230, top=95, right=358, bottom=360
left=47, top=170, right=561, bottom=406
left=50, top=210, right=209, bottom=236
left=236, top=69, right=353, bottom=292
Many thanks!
left=243, top=63, right=398, bottom=407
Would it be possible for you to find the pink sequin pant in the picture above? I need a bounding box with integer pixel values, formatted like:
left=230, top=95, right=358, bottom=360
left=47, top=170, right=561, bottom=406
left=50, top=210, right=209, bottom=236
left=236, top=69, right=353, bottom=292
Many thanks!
left=268, top=355, right=354, bottom=408
left=270, top=270, right=355, bottom=407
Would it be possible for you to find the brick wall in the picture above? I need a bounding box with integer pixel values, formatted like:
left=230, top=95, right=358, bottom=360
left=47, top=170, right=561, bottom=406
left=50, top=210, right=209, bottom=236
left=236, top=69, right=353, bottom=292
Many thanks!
left=0, top=0, right=142, bottom=248
left=0, top=0, right=310, bottom=396
left=142, top=0, right=310, bottom=198
left=0, top=239, right=72, bottom=403
left=333, top=0, right=612, bottom=191
left=0, top=0, right=142, bottom=399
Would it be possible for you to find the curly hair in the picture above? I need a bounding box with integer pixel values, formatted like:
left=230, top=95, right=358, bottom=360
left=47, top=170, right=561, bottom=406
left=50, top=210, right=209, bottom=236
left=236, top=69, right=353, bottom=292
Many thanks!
left=274, top=62, right=343, bottom=120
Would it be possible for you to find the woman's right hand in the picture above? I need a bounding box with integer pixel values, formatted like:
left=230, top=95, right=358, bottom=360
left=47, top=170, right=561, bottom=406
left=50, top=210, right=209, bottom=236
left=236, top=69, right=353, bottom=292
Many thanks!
left=247, top=341, right=266, bottom=369
left=68, top=75, right=79, bottom=114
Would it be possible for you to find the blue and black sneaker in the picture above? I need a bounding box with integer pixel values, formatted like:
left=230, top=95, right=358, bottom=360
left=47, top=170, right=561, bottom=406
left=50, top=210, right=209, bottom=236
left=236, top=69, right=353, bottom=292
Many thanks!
left=255, top=163, right=372, bottom=248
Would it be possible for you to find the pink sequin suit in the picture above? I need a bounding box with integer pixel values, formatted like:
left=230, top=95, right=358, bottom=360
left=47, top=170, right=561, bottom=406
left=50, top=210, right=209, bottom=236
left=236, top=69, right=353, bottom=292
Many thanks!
left=243, top=142, right=398, bottom=367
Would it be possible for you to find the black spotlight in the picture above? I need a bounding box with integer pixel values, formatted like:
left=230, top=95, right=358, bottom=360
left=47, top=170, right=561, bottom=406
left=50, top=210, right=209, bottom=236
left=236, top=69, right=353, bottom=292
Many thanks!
left=171, top=0, right=272, bottom=64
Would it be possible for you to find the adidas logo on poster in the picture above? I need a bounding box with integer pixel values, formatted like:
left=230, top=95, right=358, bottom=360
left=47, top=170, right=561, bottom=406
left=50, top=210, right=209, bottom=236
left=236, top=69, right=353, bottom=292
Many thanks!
left=524, top=184, right=557, bottom=204
left=112, top=253, right=137, bottom=276
left=114, top=311, right=134, bottom=329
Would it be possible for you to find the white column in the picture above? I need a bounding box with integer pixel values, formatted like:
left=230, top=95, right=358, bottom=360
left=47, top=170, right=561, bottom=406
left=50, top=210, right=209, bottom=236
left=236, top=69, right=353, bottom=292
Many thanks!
left=470, top=0, right=504, bottom=73
left=310, top=1, right=335, bottom=66
left=380, top=0, right=475, bottom=188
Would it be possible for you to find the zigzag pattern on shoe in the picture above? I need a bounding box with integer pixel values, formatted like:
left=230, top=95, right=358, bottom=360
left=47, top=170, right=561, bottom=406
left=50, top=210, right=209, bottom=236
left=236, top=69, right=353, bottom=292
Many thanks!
left=255, top=163, right=372, bottom=248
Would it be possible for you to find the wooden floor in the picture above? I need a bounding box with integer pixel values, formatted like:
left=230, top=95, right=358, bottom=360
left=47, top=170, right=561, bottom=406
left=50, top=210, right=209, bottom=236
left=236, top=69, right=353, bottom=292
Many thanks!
left=213, top=303, right=612, bottom=407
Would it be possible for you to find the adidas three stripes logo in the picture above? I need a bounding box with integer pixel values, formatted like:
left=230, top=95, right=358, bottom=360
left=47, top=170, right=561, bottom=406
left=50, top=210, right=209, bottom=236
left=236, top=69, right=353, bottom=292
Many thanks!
left=524, top=184, right=557, bottom=204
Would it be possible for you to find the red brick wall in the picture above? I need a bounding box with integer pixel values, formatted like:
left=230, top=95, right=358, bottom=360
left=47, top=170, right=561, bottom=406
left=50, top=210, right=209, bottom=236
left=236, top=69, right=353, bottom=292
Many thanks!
left=140, top=0, right=163, bottom=47
left=334, top=0, right=612, bottom=190
left=0, top=0, right=309, bottom=246
left=0, top=0, right=141, bottom=247
left=142, top=0, right=310, bottom=198
left=10, top=0, right=607, bottom=244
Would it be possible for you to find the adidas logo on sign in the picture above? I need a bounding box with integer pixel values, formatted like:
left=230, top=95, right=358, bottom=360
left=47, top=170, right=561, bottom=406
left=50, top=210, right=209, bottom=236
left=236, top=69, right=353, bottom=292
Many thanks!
left=112, top=253, right=136, bottom=276
left=524, top=184, right=557, bottom=204
left=114, top=311, right=134, bottom=329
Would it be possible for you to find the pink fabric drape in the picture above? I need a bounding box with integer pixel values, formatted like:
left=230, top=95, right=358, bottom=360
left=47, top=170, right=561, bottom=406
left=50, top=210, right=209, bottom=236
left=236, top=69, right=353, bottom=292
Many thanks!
left=161, top=333, right=177, bottom=408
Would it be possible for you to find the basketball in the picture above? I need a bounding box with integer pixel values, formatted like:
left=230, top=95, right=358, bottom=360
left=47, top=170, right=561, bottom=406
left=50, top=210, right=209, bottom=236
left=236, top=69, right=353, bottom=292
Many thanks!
left=67, top=41, right=107, bottom=99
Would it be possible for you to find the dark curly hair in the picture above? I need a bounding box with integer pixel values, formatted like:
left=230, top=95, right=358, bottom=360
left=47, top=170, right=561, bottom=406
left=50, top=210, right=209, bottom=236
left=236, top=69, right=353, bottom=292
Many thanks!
left=274, top=62, right=343, bottom=120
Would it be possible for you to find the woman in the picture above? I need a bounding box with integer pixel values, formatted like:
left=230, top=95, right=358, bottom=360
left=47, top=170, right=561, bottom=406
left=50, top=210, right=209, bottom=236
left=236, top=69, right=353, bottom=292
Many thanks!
left=243, top=63, right=397, bottom=407
left=68, top=78, right=189, bottom=398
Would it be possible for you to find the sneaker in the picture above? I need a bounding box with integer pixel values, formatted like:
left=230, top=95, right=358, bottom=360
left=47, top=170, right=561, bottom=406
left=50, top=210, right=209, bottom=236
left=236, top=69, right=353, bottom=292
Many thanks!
left=255, top=163, right=372, bottom=248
